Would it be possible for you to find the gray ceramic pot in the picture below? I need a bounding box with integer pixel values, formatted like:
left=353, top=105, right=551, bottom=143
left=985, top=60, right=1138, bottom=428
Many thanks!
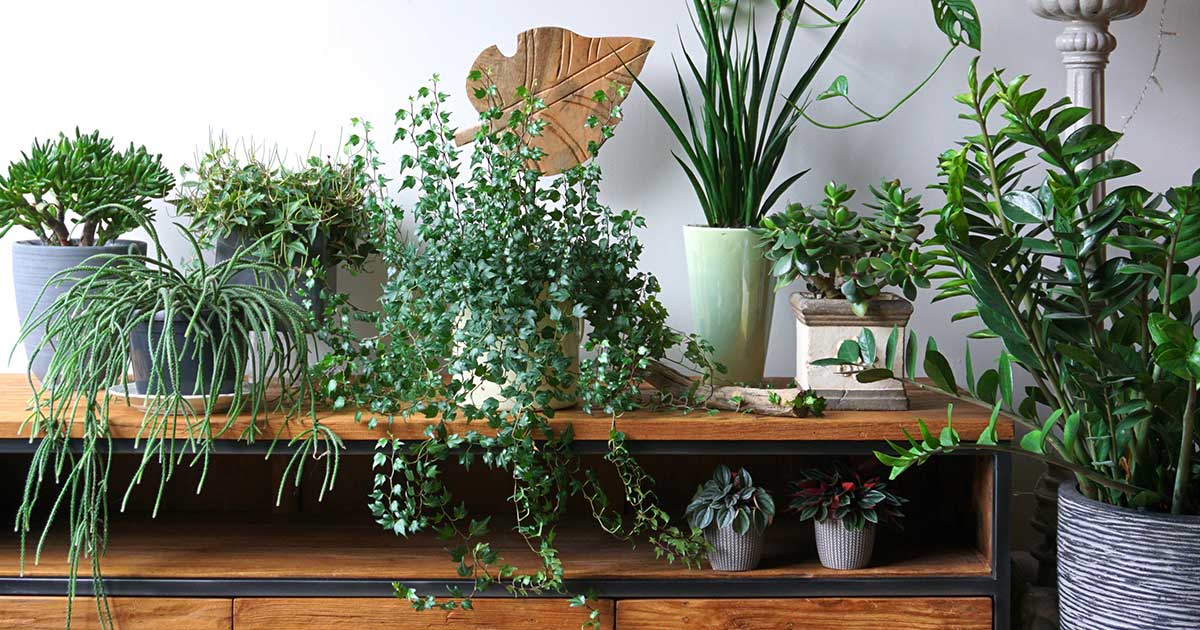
left=129, top=311, right=243, bottom=396
left=1058, top=482, right=1200, bottom=629
left=814, top=518, right=875, bottom=570
left=703, top=524, right=764, bottom=572
left=214, top=230, right=335, bottom=321
left=12, top=239, right=146, bottom=379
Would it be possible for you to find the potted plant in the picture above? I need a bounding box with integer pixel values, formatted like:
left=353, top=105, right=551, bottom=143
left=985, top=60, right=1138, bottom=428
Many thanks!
left=0, top=129, right=174, bottom=377
left=833, top=59, right=1200, bottom=628
left=15, top=221, right=340, bottom=627
left=753, top=180, right=934, bottom=409
left=789, top=464, right=905, bottom=570
left=172, top=135, right=374, bottom=319
left=633, top=0, right=980, bottom=384
left=684, top=465, right=775, bottom=572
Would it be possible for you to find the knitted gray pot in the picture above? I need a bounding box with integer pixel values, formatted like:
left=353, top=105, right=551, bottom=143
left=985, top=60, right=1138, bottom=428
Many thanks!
left=814, top=518, right=875, bottom=570
left=704, top=524, right=764, bottom=572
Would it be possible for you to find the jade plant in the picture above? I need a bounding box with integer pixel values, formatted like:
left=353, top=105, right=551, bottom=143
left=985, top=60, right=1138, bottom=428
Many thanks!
left=634, top=0, right=980, bottom=228
left=754, top=180, right=936, bottom=312
left=825, top=58, right=1200, bottom=516
left=789, top=464, right=905, bottom=529
left=15, top=219, right=341, bottom=628
left=0, top=129, right=173, bottom=245
left=318, top=77, right=714, bottom=628
left=685, top=465, right=776, bottom=535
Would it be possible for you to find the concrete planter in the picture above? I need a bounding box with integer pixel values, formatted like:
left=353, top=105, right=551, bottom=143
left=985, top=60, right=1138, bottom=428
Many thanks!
left=1058, top=482, right=1200, bottom=629
left=214, top=230, right=336, bottom=321
left=12, top=239, right=146, bottom=379
left=814, top=518, right=876, bottom=570
left=789, top=293, right=912, bottom=410
left=129, top=311, right=244, bottom=397
left=703, top=524, right=764, bottom=572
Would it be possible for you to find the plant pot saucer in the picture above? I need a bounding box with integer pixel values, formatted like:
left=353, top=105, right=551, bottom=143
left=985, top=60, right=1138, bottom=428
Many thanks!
left=108, top=382, right=282, bottom=414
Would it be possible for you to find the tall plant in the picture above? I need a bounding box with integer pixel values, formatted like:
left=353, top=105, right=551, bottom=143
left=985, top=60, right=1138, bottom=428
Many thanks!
left=825, top=59, right=1200, bottom=515
left=634, top=0, right=980, bottom=228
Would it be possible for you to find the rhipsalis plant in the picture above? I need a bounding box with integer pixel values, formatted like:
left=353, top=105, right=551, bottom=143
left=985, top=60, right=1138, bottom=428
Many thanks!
left=823, top=58, right=1200, bottom=515
left=634, top=0, right=980, bottom=227
left=754, top=180, right=935, bottom=312
left=0, top=129, right=173, bottom=245
left=14, top=218, right=341, bottom=629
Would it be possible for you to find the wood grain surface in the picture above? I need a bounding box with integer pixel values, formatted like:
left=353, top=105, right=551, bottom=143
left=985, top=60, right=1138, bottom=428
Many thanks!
left=615, top=597, right=993, bottom=629
left=233, top=597, right=613, bottom=630
left=0, top=596, right=231, bottom=630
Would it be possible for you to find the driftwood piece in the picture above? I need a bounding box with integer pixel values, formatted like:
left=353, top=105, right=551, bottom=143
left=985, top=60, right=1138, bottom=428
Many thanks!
left=644, top=361, right=817, bottom=417
left=455, top=26, right=654, bottom=175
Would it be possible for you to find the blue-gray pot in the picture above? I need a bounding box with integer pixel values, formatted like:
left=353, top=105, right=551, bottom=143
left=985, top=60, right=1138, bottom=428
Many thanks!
left=129, top=311, right=243, bottom=396
left=214, top=230, right=335, bottom=322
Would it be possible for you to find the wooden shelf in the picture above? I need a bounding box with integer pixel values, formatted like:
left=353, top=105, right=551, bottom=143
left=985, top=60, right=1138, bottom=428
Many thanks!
left=0, top=513, right=990, bottom=582
left=0, top=375, right=1012, bottom=443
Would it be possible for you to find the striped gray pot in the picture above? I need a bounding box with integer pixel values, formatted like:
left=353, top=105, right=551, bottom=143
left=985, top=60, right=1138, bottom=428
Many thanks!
left=1058, top=482, right=1200, bottom=629
left=814, top=518, right=875, bottom=570
left=703, top=524, right=764, bottom=572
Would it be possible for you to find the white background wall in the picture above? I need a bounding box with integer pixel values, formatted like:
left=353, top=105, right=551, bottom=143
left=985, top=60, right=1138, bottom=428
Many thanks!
left=1, top=0, right=1197, bottom=546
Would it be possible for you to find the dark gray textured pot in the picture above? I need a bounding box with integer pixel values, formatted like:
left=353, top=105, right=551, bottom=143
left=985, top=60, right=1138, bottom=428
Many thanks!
left=12, top=239, right=146, bottom=379
left=129, top=311, right=243, bottom=396
left=1058, top=482, right=1200, bottom=629
left=214, top=231, right=335, bottom=321
left=703, top=524, right=764, bottom=572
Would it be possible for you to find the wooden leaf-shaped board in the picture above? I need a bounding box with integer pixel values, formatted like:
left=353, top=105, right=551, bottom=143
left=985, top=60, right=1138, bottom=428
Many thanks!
left=455, top=26, right=654, bottom=175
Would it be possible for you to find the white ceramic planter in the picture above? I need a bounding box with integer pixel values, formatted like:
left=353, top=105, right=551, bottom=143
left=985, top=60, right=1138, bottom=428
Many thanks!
left=790, top=293, right=912, bottom=410
left=459, top=316, right=582, bottom=411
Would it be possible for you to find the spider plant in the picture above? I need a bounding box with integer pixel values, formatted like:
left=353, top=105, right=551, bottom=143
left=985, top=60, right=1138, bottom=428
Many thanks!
left=13, top=211, right=342, bottom=629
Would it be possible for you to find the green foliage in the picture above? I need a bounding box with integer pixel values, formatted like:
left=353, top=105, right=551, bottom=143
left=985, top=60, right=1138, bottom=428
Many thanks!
left=635, top=0, right=979, bottom=227
left=15, top=217, right=334, bottom=629
left=788, top=464, right=906, bottom=530
left=173, top=134, right=375, bottom=274
left=0, top=129, right=173, bottom=246
left=754, top=180, right=934, bottom=309
left=323, top=77, right=712, bottom=623
left=827, top=58, right=1200, bottom=515
left=685, top=465, right=775, bottom=535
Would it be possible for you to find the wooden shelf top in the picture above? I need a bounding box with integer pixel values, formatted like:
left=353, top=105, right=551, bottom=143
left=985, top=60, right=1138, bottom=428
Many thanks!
left=0, top=514, right=991, bottom=581
left=0, top=374, right=1011, bottom=443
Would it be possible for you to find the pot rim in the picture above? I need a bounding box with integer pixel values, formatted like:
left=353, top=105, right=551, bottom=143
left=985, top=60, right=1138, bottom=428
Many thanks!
left=1060, top=481, right=1200, bottom=524
left=682, top=224, right=758, bottom=232
left=13, top=238, right=146, bottom=249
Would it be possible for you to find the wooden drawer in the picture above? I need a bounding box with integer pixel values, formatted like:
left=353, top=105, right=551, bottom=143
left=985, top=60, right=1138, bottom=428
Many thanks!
left=615, top=597, right=992, bottom=629
left=232, top=597, right=614, bottom=629
left=0, top=597, right=232, bottom=629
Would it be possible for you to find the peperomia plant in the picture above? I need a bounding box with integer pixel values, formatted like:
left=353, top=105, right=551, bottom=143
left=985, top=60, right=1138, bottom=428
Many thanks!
left=685, top=465, right=776, bottom=535
left=826, top=58, right=1200, bottom=516
left=754, top=180, right=935, bottom=313
left=0, top=129, right=173, bottom=245
left=319, top=76, right=713, bottom=628
left=789, top=464, right=905, bottom=530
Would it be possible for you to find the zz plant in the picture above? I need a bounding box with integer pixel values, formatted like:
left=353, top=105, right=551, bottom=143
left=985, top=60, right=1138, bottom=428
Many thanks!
left=0, top=129, right=173, bottom=245
left=15, top=218, right=341, bottom=628
left=754, top=180, right=935, bottom=313
left=319, top=77, right=713, bottom=627
left=826, top=58, right=1200, bottom=515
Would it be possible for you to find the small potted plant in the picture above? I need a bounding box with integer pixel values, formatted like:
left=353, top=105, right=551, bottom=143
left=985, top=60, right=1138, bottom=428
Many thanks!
left=753, top=180, right=934, bottom=410
left=685, top=465, right=775, bottom=572
left=789, top=464, right=906, bottom=570
left=0, top=129, right=174, bottom=377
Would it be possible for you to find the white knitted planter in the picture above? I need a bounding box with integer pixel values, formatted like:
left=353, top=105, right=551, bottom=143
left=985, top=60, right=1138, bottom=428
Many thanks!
left=814, top=518, right=875, bottom=570
left=704, top=524, right=764, bottom=572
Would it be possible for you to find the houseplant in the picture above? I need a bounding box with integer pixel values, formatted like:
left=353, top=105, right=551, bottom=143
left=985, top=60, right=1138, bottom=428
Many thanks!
left=319, top=78, right=713, bottom=628
left=0, top=129, right=174, bottom=377
left=755, top=180, right=934, bottom=409
left=172, top=135, right=373, bottom=318
left=827, top=59, right=1200, bottom=628
left=789, top=464, right=905, bottom=569
left=685, top=465, right=775, bottom=571
left=634, top=0, right=980, bottom=383
left=15, top=218, right=340, bottom=628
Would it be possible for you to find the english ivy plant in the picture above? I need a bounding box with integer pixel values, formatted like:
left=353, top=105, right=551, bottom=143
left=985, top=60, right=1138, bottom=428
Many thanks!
left=319, top=77, right=714, bottom=628
left=824, top=58, right=1200, bottom=515
left=753, top=180, right=935, bottom=313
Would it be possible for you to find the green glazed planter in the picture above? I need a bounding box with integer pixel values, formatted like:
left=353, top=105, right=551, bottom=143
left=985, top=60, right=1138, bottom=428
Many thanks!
left=683, top=225, right=774, bottom=384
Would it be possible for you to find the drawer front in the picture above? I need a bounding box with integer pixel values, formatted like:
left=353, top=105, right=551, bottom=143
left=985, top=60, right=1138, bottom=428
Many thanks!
left=615, top=597, right=992, bottom=629
left=0, top=597, right=232, bottom=630
left=233, top=597, right=614, bottom=630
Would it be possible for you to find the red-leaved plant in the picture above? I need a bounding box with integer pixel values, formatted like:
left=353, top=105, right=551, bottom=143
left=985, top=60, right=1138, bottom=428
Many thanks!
left=789, top=465, right=906, bottom=530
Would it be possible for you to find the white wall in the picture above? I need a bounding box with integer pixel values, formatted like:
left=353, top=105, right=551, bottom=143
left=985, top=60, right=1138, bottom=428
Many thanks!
left=1, top=0, right=1197, bottom=545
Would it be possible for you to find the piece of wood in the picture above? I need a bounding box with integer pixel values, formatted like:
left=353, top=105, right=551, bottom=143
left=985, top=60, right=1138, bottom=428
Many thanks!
left=454, top=27, right=653, bottom=174
left=615, top=597, right=992, bottom=629
left=0, top=375, right=1013, bottom=444
left=0, top=596, right=231, bottom=630
left=0, top=514, right=989, bottom=581
left=233, top=597, right=613, bottom=630
left=644, top=362, right=818, bottom=416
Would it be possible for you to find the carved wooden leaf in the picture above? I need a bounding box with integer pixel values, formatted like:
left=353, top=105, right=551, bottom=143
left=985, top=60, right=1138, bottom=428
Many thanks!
left=455, top=26, right=654, bottom=175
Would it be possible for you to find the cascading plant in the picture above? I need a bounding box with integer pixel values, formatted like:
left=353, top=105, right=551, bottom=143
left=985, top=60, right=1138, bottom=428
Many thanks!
left=319, top=76, right=716, bottom=629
